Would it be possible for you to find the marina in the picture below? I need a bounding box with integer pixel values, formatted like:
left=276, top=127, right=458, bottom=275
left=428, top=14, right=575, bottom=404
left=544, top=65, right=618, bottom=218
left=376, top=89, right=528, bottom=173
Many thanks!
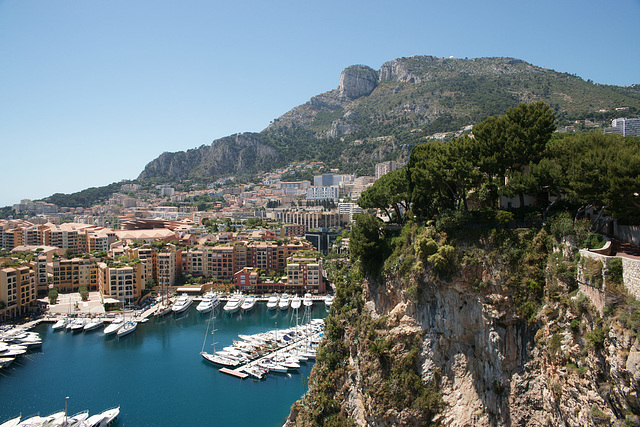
left=0, top=301, right=327, bottom=426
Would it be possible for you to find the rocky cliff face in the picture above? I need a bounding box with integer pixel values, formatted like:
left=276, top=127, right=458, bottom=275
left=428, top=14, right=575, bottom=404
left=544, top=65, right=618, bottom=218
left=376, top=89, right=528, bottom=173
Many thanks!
left=339, top=65, right=378, bottom=99
left=288, top=236, right=640, bottom=426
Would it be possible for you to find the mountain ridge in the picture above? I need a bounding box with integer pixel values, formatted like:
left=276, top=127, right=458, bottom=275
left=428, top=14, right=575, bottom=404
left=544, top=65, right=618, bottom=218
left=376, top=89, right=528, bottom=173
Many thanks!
left=134, top=55, right=638, bottom=182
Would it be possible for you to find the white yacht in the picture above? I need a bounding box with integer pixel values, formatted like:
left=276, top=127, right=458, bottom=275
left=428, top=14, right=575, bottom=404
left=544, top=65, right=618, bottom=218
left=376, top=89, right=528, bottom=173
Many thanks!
left=103, top=318, right=124, bottom=335
left=290, top=295, right=302, bottom=310
left=241, top=295, right=257, bottom=311
left=303, top=293, right=313, bottom=308
left=196, top=291, right=220, bottom=313
left=172, top=293, right=193, bottom=313
left=69, top=318, right=86, bottom=332
left=278, top=293, right=291, bottom=310
left=51, top=317, right=68, bottom=331
left=83, top=318, right=104, bottom=332
left=325, top=294, right=334, bottom=310
left=223, top=292, right=244, bottom=314
left=0, top=343, right=27, bottom=358
left=266, top=294, right=279, bottom=310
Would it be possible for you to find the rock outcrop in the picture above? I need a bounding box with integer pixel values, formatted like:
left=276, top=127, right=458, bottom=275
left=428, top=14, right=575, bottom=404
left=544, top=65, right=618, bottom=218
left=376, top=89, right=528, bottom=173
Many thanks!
left=339, top=65, right=378, bottom=99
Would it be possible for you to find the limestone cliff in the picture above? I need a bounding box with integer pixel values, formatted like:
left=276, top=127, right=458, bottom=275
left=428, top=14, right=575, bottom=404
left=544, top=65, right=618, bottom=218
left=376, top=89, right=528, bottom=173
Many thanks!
left=287, top=228, right=640, bottom=426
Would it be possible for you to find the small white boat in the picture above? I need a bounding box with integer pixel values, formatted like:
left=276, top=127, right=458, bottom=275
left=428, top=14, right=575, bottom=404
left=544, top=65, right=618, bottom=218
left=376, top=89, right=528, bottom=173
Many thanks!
left=69, top=319, right=87, bottom=332
left=278, top=294, right=291, bottom=310
left=117, top=321, right=137, bottom=338
left=291, top=295, right=302, bottom=310
left=223, top=292, right=244, bottom=314
left=51, top=317, right=68, bottom=331
left=325, top=295, right=334, bottom=310
left=0, top=343, right=27, bottom=358
left=83, top=319, right=104, bottom=332
left=266, top=294, right=280, bottom=310
left=103, top=319, right=124, bottom=335
left=303, top=293, right=313, bottom=308
left=241, top=295, right=257, bottom=311
left=196, top=291, right=219, bottom=313
left=259, top=360, right=288, bottom=373
left=172, top=294, right=193, bottom=313
left=84, top=406, right=119, bottom=427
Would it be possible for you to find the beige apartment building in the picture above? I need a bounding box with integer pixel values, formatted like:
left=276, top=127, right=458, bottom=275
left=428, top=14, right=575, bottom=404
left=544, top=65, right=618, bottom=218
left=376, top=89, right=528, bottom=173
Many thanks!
left=51, top=257, right=100, bottom=293
left=0, top=264, right=36, bottom=320
left=97, top=260, right=146, bottom=303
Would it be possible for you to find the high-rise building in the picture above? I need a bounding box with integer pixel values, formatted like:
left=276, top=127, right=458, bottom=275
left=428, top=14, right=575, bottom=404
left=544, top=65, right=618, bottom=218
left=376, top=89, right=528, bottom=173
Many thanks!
left=605, top=117, right=640, bottom=137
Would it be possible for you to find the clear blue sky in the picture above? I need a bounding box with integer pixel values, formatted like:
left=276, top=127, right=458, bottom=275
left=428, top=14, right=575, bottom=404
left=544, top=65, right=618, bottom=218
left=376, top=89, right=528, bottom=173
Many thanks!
left=1, top=0, right=639, bottom=208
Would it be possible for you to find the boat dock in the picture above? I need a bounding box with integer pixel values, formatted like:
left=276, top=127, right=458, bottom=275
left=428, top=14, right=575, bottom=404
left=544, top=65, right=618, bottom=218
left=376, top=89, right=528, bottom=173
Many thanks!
left=217, top=328, right=322, bottom=379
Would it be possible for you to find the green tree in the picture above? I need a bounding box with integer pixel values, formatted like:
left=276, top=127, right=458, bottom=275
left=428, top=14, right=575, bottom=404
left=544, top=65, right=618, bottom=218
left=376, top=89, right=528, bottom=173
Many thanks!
left=358, top=168, right=410, bottom=222
left=472, top=101, right=556, bottom=206
left=49, top=288, right=59, bottom=304
left=349, top=213, right=384, bottom=274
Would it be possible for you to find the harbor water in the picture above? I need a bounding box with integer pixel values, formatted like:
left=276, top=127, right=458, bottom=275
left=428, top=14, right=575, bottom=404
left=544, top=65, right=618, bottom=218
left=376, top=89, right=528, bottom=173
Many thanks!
left=0, top=303, right=327, bottom=426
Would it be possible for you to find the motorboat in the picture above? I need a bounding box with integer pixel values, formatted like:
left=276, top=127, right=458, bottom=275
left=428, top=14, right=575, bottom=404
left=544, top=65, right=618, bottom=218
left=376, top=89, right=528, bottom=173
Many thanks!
left=196, top=291, right=219, bottom=313
left=84, top=406, right=119, bottom=427
left=69, top=318, right=86, bottom=333
left=103, top=318, right=124, bottom=335
left=51, top=317, right=68, bottom=331
left=303, top=293, right=313, bottom=308
left=117, top=321, right=137, bottom=338
left=241, top=295, right=257, bottom=311
left=259, top=360, right=288, bottom=373
left=83, top=318, right=104, bottom=332
left=278, top=294, right=291, bottom=310
left=172, top=293, right=193, bottom=313
left=290, top=295, right=301, bottom=310
left=0, top=343, right=27, bottom=358
left=223, top=292, right=244, bottom=314
left=244, top=365, right=267, bottom=380
left=325, top=295, right=334, bottom=310
left=266, top=294, right=279, bottom=310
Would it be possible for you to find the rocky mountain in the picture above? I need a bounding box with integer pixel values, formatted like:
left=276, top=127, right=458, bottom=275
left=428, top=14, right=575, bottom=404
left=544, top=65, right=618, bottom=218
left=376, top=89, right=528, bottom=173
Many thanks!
left=139, top=55, right=640, bottom=182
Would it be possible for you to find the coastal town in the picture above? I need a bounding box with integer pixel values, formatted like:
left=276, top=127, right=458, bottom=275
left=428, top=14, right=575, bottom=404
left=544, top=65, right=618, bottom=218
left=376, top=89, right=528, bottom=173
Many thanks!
left=0, top=161, right=401, bottom=322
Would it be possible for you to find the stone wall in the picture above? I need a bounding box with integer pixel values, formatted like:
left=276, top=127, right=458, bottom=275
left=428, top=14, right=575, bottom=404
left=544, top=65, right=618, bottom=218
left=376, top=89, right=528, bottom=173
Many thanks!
left=622, top=256, right=640, bottom=299
left=615, top=224, right=640, bottom=246
left=578, top=250, right=640, bottom=312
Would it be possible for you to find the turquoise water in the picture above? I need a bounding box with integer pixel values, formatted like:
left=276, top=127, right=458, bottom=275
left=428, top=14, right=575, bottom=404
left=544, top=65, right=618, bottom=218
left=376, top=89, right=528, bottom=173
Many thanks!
left=0, top=304, right=326, bottom=426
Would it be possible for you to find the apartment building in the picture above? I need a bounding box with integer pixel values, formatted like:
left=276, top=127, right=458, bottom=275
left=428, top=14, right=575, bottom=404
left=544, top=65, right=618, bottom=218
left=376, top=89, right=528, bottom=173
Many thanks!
left=234, top=267, right=258, bottom=292
left=97, top=260, right=146, bottom=302
left=156, top=249, right=182, bottom=289
left=275, top=211, right=347, bottom=229
left=0, top=264, right=36, bottom=319
left=606, top=117, right=640, bottom=137
left=51, top=257, right=100, bottom=293
left=286, top=255, right=324, bottom=294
